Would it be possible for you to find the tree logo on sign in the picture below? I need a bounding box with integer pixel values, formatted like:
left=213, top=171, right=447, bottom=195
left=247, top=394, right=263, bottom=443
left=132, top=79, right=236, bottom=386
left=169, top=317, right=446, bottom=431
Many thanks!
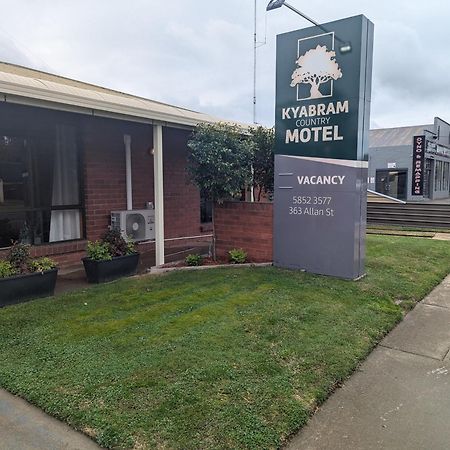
left=291, top=45, right=342, bottom=100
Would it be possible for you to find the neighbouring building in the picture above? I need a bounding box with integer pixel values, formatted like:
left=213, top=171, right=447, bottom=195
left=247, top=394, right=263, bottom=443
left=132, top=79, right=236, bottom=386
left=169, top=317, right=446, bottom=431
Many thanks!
left=0, top=62, right=238, bottom=269
left=368, top=117, right=450, bottom=201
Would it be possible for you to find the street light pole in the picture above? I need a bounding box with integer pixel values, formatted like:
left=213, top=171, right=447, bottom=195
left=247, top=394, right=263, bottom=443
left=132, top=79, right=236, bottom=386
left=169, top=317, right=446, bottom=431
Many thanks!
left=279, top=1, right=320, bottom=27
left=266, top=0, right=352, bottom=53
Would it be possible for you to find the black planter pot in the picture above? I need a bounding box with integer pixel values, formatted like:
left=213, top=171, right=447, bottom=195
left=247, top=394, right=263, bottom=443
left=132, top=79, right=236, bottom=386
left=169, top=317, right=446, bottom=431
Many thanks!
left=82, top=253, right=140, bottom=284
left=0, top=269, right=58, bottom=308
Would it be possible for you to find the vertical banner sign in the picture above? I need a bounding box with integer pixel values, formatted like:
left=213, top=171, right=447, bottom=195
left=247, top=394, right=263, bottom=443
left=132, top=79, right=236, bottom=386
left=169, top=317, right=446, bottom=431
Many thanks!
left=412, top=135, right=425, bottom=196
left=273, top=15, right=374, bottom=279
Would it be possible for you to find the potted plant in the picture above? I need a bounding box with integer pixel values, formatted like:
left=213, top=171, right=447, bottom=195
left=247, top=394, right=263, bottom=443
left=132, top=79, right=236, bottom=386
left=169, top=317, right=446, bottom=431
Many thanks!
left=82, top=229, right=140, bottom=283
left=0, top=242, right=58, bottom=307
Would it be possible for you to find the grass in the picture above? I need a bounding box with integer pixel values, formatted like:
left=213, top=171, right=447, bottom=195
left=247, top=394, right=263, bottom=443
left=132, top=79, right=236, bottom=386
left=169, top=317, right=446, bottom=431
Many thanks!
left=1, top=235, right=450, bottom=449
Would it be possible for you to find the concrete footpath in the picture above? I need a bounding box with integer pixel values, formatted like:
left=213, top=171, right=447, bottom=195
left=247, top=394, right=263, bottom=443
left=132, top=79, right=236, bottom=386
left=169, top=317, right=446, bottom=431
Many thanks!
left=0, top=389, right=100, bottom=450
left=287, top=275, right=450, bottom=450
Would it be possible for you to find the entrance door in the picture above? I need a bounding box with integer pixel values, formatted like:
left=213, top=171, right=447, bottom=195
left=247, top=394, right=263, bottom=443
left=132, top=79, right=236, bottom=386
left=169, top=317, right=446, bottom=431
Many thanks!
left=375, top=170, right=407, bottom=200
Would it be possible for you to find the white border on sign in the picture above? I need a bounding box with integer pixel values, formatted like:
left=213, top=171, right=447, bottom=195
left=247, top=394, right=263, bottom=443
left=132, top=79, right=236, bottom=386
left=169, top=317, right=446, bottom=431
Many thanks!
left=296, top=31, right=335, bottom=102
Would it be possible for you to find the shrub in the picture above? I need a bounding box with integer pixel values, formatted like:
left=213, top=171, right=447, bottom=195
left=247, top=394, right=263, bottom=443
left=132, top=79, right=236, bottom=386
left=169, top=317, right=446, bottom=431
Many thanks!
left=102, top=229, right=128, bottom=257
left=250, top=126, right=275, bottom=201
left=7, top=242, right=31, bottom=273
left=86, top=229, right=136, bottom=261
left=185, top=254, right=203, bottom=266
left=87, top=241, right=112, bottom=261
left=0, top=260, right=18, bottom=278
left=228, top=248, right=247, bottom=264
left=1, top=242, right=56, bottom=276
left=187, top=123, right=254, bottom=204
left=187, top=123, right=255, bottom=260
left=29, top=257, right=57, bottom=273
left=102, top=228, right=136, bottom=257
left=126, top=240, right=136, bottom=255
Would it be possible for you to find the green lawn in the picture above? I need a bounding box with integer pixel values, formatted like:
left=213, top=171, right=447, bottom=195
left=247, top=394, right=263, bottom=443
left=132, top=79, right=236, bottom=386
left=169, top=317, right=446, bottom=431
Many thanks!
left=1, top=235, right=450, bottom=449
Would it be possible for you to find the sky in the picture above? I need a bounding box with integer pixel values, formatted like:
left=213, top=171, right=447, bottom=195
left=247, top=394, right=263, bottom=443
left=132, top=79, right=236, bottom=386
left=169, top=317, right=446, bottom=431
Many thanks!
left=0, top=0, right=448, bottom=129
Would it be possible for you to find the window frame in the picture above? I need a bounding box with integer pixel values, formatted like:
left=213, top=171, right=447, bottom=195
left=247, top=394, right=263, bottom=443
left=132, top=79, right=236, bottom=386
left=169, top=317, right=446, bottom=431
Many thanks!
left=0, top=119, right=85, bottom=248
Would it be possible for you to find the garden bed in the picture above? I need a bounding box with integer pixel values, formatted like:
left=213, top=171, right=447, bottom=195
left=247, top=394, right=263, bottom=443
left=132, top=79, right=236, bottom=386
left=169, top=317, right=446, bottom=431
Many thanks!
left=153, top=260, right=272, bottom=274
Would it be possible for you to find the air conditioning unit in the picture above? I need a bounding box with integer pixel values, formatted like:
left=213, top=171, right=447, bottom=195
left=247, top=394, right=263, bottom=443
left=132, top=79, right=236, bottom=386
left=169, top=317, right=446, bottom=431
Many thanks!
left=111, top=209, right=155, bottom=242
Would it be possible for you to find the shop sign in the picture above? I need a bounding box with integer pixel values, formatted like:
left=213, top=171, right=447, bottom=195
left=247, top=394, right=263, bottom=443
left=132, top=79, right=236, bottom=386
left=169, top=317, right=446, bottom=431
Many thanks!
left=273, top=15, right=374, bottom=279
left=412, top=135, right=425, bottom=196
left=275, top=15, right=373, bottom=161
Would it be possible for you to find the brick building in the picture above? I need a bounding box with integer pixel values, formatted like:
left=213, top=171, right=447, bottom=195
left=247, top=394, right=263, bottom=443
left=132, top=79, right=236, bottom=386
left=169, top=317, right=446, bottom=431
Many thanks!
left=0, top=62, right=237, bottom=269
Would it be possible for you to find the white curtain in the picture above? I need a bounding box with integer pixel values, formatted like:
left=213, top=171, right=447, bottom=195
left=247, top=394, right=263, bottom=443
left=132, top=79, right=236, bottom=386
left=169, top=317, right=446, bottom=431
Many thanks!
left=49, top=124, right=81, bottom=242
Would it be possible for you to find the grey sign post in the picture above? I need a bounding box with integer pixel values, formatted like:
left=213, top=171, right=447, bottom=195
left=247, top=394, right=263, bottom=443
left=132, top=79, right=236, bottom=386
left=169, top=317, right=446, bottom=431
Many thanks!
left=273, top=15, right=374, bottom=279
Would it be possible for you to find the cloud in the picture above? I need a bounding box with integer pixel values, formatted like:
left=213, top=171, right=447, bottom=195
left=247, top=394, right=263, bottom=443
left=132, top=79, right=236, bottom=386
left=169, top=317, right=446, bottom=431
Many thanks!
left=374, top=19, right=450, bottom=100
left=0, top=32, right=47, bottom=69
left=0, top=0, right=447, bottom=128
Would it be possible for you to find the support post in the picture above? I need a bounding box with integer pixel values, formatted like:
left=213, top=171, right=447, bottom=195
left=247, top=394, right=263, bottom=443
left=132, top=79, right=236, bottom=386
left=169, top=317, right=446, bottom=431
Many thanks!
left=124, top=134, right=133, bottom=211
left=153, top=124, right=165, bottom=266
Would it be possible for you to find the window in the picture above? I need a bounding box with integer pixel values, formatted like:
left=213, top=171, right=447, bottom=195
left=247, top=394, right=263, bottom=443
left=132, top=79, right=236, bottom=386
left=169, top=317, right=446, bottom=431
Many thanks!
left=444, top=162, right=449, bottom=191
left=200, top=192, right=213, bottom=223
left=375, top=170, right=407, bottom=200
left=0, top=124, right=82, bottom=248
left=434, top=161, right=441, bottom=191
left=433, top=160, right=450, bottom=192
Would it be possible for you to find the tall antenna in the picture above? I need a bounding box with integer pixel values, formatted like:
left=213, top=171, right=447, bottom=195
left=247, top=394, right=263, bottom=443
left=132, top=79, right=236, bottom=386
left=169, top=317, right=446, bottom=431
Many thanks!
left=253, top=1, right=267, bottom=124
left=253, top=0, right=257, bottom=124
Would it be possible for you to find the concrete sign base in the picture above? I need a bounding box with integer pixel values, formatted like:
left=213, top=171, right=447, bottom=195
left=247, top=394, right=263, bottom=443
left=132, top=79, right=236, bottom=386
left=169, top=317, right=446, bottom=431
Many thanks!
left=273, top=155, right=367, bottom=280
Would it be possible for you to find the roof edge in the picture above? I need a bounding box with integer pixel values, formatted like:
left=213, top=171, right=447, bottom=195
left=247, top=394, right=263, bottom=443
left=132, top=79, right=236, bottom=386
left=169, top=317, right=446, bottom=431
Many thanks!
left=0, top=60, right=203, bottom=115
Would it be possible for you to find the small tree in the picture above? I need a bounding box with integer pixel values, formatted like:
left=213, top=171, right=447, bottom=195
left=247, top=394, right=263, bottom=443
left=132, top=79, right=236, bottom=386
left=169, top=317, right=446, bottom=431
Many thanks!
left=187, top=123, right=254, bottom=257
left=250, top=126, right=274, bottom=201
left=291, top=44, right=343, bottom=99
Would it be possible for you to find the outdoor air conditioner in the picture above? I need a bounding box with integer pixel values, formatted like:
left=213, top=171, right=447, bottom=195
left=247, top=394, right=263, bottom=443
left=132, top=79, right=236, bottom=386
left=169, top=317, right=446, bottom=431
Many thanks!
left=111, top=209, right=155, bottom=242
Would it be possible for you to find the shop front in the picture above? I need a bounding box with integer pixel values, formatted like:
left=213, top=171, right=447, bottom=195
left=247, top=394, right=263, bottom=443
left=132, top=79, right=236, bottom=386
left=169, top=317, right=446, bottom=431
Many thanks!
left=368, top=117, right=450, bottom=202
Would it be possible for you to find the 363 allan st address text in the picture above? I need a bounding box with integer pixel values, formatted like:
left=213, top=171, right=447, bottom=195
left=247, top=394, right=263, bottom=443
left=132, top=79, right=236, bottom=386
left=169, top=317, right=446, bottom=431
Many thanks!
left=289, top=196, right=335, bottom=217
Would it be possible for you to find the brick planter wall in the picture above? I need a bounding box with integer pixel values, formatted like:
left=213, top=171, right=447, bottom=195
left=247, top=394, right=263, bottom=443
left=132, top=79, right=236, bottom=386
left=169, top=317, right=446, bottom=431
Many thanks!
left=0, top=236, right=213, bottom=273
left=0, top=241, right=87, bottom=271
left=214, top=202, right=273, bottom=262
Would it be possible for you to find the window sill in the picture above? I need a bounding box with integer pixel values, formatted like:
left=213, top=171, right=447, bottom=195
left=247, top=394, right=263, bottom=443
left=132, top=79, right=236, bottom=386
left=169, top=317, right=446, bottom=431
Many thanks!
left=200, top=223, right=213, bottom=233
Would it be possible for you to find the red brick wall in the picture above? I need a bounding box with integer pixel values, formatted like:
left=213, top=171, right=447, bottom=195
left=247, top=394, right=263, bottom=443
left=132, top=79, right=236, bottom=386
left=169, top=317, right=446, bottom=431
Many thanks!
left=82, top=117, right=155, bottom=241
left=0, top=236, right=214, bottom=272
left=163, top=129, right=201, bottom=238
left=0, top=241, right=87, bottom=271
left=82, top=118, right=201, bottom=242
left=214, top=201, right=273, bottom=262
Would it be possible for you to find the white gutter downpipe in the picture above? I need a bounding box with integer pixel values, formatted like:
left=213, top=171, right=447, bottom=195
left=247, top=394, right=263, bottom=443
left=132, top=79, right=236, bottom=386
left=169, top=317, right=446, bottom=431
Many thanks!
left=250, top=164, right=255, bottom=202
left=124, top=134, right=133, bottom=210
left=153, top=124, right=165, bottom=266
